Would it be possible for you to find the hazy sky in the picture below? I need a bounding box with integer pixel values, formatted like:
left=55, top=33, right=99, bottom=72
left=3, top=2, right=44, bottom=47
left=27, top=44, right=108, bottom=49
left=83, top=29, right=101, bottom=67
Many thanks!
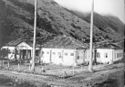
left=54, top=0, right=125, bottom=23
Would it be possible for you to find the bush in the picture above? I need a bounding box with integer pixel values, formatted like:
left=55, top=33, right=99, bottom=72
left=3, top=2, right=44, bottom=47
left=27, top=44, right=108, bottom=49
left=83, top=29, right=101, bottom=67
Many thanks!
left=0, top=49, right=10, bottom=59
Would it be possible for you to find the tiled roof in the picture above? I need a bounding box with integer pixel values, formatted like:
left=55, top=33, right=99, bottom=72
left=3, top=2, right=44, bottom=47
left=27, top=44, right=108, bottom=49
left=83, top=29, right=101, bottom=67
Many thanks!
left=5, top=38, right=41, bottom=48
left=96, top=43, right=121, bottom=49
left=6, top=38, right=24, bottom=46
left=27, top=42, right=41, bottom=48
left=42, top=35, right=88, bottom=49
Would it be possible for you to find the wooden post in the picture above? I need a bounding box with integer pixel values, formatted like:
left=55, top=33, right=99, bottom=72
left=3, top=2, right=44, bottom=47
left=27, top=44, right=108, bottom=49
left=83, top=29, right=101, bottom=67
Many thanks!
left=3, top=60, right=4, bottom=67
left=29, top=63, right=31, bottom=71
left=18, top=63, right=20, bottom=71
left=88, top=0, right=94, bottom=72
left=72, top=52, right=75, bottom=75
left=7, top=60, right=10, bottom=68
left=31, top=0, right=37, bottom=72
left=73, top=65, right=74, bottom=75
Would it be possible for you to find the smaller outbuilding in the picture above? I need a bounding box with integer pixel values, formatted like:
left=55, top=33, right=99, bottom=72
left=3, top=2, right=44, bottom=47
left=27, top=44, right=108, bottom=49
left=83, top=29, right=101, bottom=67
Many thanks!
left=1, top=39, right=40, bottom=62
left=95, top=43, right=123, bottom=64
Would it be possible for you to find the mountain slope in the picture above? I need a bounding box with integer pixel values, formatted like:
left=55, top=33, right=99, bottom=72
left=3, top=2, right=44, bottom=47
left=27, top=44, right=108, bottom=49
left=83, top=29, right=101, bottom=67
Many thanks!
left=0, top=0, right=124, bottom=47
left=0, top=0, right=53, bottom=46
left=69, top=10, right=124, bottom=36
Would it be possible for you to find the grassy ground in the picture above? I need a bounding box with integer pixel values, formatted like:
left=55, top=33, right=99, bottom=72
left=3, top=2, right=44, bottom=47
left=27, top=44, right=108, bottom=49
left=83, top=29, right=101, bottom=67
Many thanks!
left=0, top=74, right=12, bottom=87
left=1, top=61, right=88, bottom=76
left=0, top=61, right=124, bottom=87
left=0, top=61, right=115, bottom=77
left=0, top=74, right=40, bottom=87
left=0, top=55, right=125, bottom=87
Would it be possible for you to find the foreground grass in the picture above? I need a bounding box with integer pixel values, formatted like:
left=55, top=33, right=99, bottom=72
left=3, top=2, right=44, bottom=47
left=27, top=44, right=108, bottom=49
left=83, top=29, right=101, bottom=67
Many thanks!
left=0, top=74, right=52, bottom=87
left=0, top=62, right=124, bottom=87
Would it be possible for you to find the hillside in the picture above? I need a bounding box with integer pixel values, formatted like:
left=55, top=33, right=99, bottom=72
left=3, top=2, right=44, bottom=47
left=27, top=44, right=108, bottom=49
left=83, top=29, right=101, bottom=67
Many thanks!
left=0, top=0, right=124, bottom=47
left=69, top=10, right=125, bottom=37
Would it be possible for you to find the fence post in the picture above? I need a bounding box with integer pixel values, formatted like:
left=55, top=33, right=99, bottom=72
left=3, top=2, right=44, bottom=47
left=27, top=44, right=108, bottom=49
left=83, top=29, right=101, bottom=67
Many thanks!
left=18, top=63, right=20, bottom=71
left=29, top=63, right=31, bottom=71
left=7, top=60, right=10, bottom=68
left=3, top=60, right=4, bottom=67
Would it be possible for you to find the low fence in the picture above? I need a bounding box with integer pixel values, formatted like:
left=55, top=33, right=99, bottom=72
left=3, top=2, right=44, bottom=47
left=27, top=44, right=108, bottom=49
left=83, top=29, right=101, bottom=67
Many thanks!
left=0, top=59, right=76, bottom=78
left=0, top=59, right=34, bottom=72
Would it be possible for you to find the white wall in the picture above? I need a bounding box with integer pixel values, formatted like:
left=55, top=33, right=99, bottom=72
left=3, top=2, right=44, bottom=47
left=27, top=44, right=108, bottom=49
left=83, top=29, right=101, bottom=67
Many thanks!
left=51, top=48, right=63, bottom=65
left=62, top=49, right=76, bottom=66
left=76, top=50, right=85, bottom=64
left=96, top=49, right=123, bottom=64
left=84, top=49, right=95, bottom=63
left=1, top=46, right=15, bottom=52
left=40, top=48, right=51, bottom=63
left=16, top=42, right=32, bottom=50
left=1, top=46, right=15, bottom=59
left=113, top=49, right=123, bottom=62
left=40, top=48, right=77, bottom=66
left=40, top=48, right=88, bottom=66
left=96, top=49, right=113, bottom=64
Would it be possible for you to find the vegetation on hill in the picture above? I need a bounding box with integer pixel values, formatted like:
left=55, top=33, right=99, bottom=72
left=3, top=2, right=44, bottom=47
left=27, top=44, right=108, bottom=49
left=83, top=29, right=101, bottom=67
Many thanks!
left=0, top=0, right=124, bottom=47
left=69, top=10, right=124, bottom=39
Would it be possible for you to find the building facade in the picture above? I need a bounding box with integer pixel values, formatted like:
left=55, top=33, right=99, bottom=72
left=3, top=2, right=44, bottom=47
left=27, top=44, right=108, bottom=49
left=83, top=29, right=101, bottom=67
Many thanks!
left=40, top=48, right=87, bottom=66
left=40, top=35, right=88, bottom=66
left=95, top=44, right=123, bottom=64
left=1, top=39, right=40, bottom=62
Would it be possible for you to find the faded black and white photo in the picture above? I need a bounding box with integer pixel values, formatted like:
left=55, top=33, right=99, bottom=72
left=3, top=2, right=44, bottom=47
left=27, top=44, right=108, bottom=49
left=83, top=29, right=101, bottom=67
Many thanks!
left=0, top=0, right=125, bottom=87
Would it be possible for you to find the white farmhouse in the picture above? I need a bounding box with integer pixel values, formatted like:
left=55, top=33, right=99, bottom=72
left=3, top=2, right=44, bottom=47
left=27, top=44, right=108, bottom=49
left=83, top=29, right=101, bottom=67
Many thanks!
left=40, top=35, right=88, bottom=66
left=96, top=44, right=123, bottom=64
left=1, top=39, right=40, bottom=61
left=40, top=35, right=123, bottom=66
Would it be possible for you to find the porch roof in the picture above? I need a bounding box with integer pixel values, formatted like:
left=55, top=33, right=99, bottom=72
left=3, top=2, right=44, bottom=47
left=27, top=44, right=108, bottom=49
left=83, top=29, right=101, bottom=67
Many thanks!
left=5, top=38, right=41, bottom=48
left=6, top=38, right=23, bottom=46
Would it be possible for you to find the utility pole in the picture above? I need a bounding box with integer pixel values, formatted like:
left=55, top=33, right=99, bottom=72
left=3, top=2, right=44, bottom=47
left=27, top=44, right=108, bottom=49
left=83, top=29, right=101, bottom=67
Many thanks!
left=31, top=0, right=37, bottom=71
left=88, top=0, right=94, bottom=72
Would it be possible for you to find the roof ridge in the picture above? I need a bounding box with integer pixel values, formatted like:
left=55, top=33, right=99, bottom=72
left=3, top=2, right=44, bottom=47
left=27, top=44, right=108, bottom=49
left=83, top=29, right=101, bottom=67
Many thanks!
left=43, top=35, right=87, bottom=49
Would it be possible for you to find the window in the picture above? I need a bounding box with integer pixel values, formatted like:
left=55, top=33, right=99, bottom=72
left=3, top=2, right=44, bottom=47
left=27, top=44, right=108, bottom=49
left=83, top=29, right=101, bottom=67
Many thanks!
left=35, top=50, right=39, bottom=56
left=105, top=53, right=108, bottom=58
left=96, top=52, right=100, bottom=58
left=117, top=53, right=119, bottom=58
left=58, top=52, right=61, bottom=55
left=53, top=52, right=55, bottom=55
left=117, top=53, right=122, bottom=58
left=58, top=52, right=61, bottom=58
left=47, top=52, right=49, bottom=54
left=65, top=53, right=68, bottom=56
left=71, top=53, right=74, bottom=56
left=42, top=51, right=44, bottom=54
left=77, top=56, right=80, bottom=59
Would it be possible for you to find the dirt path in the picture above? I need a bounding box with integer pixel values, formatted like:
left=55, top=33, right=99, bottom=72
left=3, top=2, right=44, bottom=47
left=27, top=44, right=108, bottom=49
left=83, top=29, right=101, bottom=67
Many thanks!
left=0, top=63, right=124, bottom=87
